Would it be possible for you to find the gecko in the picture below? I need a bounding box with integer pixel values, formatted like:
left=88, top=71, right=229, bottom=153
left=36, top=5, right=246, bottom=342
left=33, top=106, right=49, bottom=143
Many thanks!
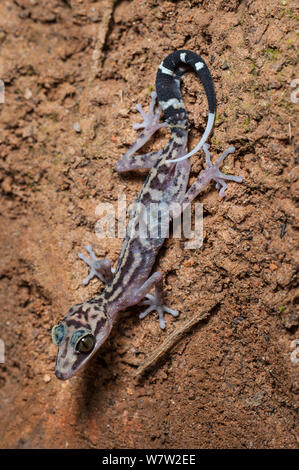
left=52, top=50, right=242, bottom=380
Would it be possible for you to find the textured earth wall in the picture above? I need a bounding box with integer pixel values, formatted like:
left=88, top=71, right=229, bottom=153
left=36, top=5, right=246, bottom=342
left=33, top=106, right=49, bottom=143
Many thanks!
left=0, top=0, right=298, bottom=448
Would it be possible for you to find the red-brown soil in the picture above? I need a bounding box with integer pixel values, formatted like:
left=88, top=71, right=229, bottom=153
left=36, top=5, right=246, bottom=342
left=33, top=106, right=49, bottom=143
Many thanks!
left=0, top=0, right=298, bottom=448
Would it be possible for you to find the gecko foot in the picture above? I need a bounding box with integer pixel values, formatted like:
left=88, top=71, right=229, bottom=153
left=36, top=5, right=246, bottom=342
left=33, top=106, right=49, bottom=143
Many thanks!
left=203, top=143, right=243, bottom=198
left=116, top=92, right=168, bottom=166
left=139, top=293, right=179, bottom=330
left=133, top=91, right=167, bottom=132
left=78, top=245, right=115, bottom=285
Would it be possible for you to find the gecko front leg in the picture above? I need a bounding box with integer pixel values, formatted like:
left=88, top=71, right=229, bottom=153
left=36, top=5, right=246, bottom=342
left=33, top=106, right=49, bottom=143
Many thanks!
left=78, top=245, right=115, bottom=285
left=132, top=272, right=179, bottom=329
left=140, top=292, right=179, bottom=330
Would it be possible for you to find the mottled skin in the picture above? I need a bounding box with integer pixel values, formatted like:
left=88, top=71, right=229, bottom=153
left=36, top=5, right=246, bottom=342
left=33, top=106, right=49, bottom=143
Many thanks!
left=52, top=50, right=242, bottom=380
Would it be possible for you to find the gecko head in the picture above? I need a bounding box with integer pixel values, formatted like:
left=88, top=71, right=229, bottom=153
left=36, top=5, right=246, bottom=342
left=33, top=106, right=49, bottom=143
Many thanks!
left=52, top=297, right=112, bottom=380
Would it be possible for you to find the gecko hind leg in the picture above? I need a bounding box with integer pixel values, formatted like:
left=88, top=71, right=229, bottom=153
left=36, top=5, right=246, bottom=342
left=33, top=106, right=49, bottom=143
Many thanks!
left=203, top=144, right=242, bottom=197
left=115, top=149, right=163, bottom=173
left=78, top=245, right=115, bottom=285
left=181, top=144, right=243, bottom=206
left=134, top=272, right=179, bottom=329
left=115, top=91, right=168, bottom=172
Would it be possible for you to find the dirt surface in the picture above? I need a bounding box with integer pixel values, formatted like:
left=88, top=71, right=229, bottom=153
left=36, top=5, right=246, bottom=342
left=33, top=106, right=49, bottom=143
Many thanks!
left=0, top=0, right=298, bottom=449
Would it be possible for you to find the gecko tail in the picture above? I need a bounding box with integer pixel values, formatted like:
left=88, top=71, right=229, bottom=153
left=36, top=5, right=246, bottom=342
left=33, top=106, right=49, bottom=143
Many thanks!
left=155, top=50, right=216, bottom=164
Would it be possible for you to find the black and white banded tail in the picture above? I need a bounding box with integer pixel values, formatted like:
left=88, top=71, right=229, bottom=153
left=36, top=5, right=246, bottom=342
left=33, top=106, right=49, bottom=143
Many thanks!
left=155, top=50, right=216, bottom=162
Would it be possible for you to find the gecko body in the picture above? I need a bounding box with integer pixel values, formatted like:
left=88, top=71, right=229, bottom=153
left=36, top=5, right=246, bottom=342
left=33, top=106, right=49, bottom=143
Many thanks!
left=52, top=50, right=242, bottom=380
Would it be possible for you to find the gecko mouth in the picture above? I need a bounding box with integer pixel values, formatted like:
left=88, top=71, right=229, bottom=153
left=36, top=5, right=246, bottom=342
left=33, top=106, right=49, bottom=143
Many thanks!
left=54, top=345, right=98, bottom=380
left=55, top=368, right=71, bottom=380
left=54, top=351, right=96, bottom=380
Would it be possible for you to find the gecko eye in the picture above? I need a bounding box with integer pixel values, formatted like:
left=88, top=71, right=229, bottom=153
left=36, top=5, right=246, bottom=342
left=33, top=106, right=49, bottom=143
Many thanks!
left=70, top=329, right=95, bottom=354
left=76, top=334, right=95, bottom=353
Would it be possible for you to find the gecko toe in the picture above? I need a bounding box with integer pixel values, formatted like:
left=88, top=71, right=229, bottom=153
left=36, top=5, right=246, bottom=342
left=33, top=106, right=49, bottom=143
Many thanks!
left=139, top=295, right=180, bottom=329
